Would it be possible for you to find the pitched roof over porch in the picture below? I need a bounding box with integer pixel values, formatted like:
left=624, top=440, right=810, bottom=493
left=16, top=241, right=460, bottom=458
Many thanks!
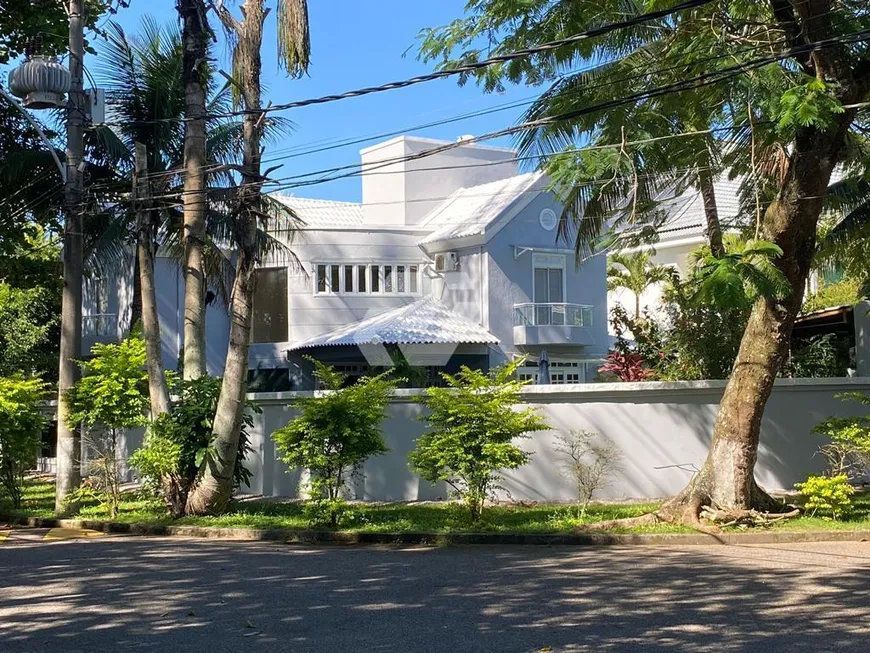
left=286, top=296, right=498, bottom=351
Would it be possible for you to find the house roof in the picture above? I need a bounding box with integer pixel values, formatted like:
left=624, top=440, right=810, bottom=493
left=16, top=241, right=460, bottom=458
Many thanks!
left=270, top=195, right=364, bottom=228
left=656, top=176, right=744, bottom=239
left=286, top=296, right=499, bottom=351
left=417, top=172, right=544, bottom=246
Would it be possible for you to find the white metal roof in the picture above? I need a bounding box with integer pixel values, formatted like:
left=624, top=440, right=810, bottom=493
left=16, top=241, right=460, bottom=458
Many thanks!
left=286, top=296, right=499, bottom=351
left=270, top=195, right=364, bottom=228
left=418, top=172, right=544, bottom=246
left=656, top=176, right=744, bottom=238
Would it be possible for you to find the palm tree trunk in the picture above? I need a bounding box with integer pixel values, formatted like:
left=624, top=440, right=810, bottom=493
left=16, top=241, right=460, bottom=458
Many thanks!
left=129, top=254, right=142, bottom=333
left=698, top=164, right=725, bottom=258
left=135, top=143, right=172, bottom=417
left=186, top=0, right=264, bottom=514
left=659, top=118, right=854, bottom=522
left=179, top=0, right=210, bottom=380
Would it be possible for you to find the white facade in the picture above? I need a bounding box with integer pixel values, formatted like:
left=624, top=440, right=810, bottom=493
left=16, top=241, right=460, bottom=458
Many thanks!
left=85, top=135, right=610, bottom=389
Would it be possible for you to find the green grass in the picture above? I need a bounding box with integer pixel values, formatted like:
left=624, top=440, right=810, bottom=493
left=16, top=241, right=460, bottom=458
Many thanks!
left=5, top=479, right=870, bottom=536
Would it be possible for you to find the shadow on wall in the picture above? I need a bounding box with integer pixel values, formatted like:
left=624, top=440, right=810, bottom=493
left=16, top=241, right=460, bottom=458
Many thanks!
left=69, top=380, right=870, bottom=502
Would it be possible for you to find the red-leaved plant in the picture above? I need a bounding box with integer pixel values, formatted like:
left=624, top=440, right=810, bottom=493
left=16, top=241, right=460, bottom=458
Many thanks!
left=598, top=351, right=655, bottom=382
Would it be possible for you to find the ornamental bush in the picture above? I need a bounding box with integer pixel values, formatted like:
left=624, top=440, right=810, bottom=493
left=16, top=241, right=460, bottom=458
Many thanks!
left=795, top=474, right=855, bottom=520
left=129, top=375, right=257, bottom=517
left=409, top=358, right=549, bottom=522
left=0, top=376, right=49, bottom=508
left=272, top=360, right=400, bottom=526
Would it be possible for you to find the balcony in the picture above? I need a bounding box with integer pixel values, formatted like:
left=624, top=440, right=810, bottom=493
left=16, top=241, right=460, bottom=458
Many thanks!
left=512, top=303, right=595, bottom=346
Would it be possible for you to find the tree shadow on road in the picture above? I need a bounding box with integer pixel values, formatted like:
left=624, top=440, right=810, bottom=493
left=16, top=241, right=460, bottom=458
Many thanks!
left=1, top=538, right=869, bottom=652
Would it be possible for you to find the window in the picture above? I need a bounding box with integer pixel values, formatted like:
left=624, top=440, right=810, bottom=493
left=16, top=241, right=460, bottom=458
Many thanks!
left=397, top=265, right=405, bottom=293
left=252, top=268, right=288, bottom=343
left=313, top=262, right=422, bottom=296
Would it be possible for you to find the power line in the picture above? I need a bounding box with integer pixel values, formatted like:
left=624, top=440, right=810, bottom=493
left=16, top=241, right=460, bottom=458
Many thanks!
left=99, top=0, right=717, bottom=127
left=262, top=29, right=870, bottom=195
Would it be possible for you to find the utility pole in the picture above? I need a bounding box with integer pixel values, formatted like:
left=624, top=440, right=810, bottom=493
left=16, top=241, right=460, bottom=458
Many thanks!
left=55, top=0, right=86, bottom=514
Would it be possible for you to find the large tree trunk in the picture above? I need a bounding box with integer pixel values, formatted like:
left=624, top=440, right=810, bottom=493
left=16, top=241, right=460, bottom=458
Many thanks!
left=186, top=0, right=265, bottom=514
left=55, top=0, right=85, bottom=515
left=661, top=116, right=856, bottom=521
left=179, top=0, right=211, bottom=380
left=134, top=143, right=172, bottom=418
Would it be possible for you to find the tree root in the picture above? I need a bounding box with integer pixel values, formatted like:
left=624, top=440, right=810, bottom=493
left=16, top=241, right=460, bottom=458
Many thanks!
left=579, top=478, right=800, bottom=533
left=699, top=507, right=801, bottom=528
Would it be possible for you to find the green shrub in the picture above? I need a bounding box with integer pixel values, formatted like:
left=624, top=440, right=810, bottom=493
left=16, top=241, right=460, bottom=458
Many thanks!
left=795, top=474, right=855, bottom=520
left=0, top=376, right=49, bottom=508
left=129, top=376, right=257, bottom=517
left=409, top=358, right=549, bottom=522
left=812, top=392, right=870, bottom=479
left=272, top=360, right=399, bottom=526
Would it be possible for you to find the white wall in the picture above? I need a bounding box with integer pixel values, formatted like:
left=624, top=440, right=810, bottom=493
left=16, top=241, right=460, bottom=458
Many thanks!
left=239, top=377, right=870, bottom=502
left=360, top=136, right=518, bottom=227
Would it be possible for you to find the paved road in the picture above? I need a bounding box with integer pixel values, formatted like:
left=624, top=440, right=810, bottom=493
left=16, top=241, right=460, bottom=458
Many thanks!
left=1, top=534, right=869, bottom=652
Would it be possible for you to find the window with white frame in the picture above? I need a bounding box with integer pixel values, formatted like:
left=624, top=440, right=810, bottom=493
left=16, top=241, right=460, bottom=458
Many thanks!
left=517, top=359, right=601, bottom=385
left=314, top=263, right=421, bottom=296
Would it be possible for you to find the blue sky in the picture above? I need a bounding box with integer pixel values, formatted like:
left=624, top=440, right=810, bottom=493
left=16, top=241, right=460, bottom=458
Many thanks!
left=103, top=0, right=533, bottom=202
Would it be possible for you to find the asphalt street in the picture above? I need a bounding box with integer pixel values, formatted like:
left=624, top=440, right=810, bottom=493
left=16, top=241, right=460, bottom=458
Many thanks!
left=1, top=533, right=869, bottom=652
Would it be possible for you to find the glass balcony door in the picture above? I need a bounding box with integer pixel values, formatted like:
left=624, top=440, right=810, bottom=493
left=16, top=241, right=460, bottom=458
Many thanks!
left=533, top=267, right=564, bottom=325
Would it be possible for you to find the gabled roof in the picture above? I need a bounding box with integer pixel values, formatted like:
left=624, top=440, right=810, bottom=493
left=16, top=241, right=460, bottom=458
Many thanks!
left=286, top=296, right=498, bottom=351
left=270, top=195, right=364, bottom=228
left=656, top=176, right=743, bottom=239
left=418, top=172, right=544, bottom=247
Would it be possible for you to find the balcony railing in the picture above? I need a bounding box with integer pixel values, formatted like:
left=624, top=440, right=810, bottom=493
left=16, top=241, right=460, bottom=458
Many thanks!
left=513, top=303, right=593, bottom=328
left=83, top=313, right=117, bottom=337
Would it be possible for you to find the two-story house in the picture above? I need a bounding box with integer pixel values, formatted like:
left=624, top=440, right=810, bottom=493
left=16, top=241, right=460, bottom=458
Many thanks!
left=83, top=135, right=610, bottom=388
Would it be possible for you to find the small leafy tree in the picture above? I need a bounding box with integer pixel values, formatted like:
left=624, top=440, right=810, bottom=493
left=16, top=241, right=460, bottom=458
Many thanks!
left=554, top=430, right=622, bottom=517
left=812, top=392, right=870, bottom=480
left=272, top=360, right=400, bottom=526
left=0, top=376, right=49, bottom=508
left=409, top=358, right=549, bottom=522
left=66, top=337, right=149, bottom=518
left=129, top=376, right=257, bottom=517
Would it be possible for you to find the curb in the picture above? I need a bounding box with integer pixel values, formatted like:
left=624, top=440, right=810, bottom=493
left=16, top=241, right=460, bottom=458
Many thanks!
left=4, top=515, right=870, bottom=546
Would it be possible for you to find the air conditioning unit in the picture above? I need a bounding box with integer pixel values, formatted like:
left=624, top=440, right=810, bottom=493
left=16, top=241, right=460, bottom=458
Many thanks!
left=434, top=251, right=459, bottom=273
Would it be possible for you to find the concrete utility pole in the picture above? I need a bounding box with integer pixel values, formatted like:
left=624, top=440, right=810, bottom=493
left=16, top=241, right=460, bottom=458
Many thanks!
left=55, top=0, right=86, bottom=514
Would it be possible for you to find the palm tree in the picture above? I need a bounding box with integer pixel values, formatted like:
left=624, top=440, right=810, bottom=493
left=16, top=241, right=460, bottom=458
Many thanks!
left=85, top=18, right=292, bottom=415
left=685, top=233, right=791, bottom=311
left=606, top=251, right=674, bottom=318
left=186, top=0, right=310, bottom=515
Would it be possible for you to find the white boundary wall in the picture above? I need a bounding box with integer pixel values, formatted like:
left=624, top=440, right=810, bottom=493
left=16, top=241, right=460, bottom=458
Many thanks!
left=237, top=377, right=870, bottom=502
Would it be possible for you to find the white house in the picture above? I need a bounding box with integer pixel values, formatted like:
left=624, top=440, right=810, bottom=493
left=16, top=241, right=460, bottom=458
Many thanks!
left=84, top=135, right=611, bottom=389
left=606, top=176, right=744, bottom=328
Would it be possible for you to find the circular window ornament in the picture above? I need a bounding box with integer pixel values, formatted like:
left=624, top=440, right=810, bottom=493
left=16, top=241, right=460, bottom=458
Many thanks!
left=539, top=208, right=558, bottom=231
